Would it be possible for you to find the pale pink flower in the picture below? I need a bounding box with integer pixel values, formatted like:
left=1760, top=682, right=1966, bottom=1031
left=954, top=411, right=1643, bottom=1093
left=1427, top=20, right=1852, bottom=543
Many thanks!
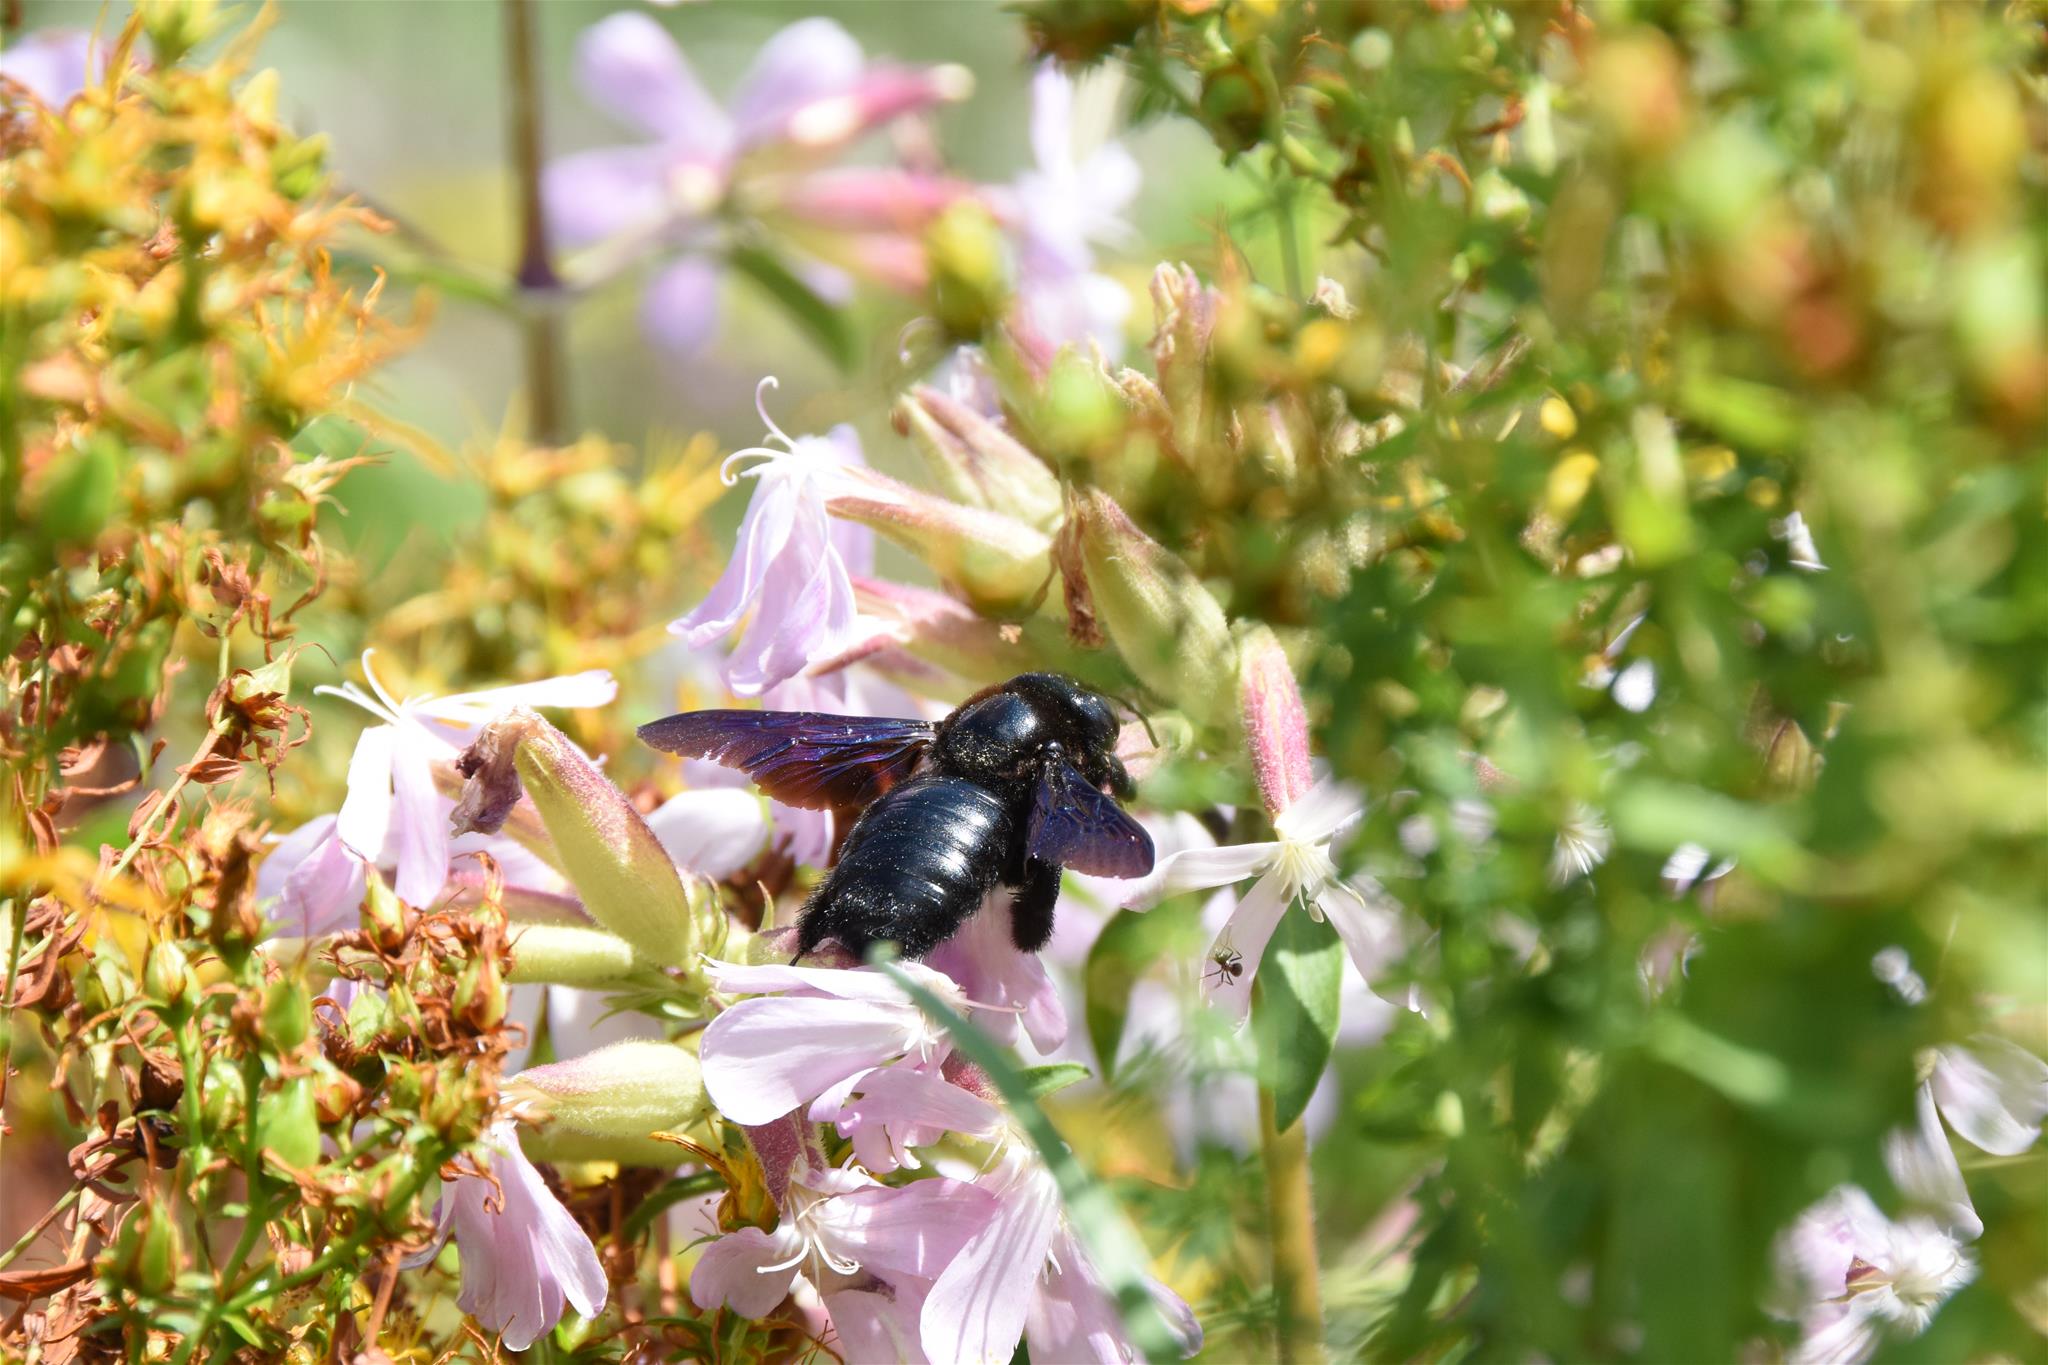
left=697, top=961, right=970, bottom=1126
left=406, top=1118, right=607, bottom=1352
left=1128, top=776, right=1384, bottom=1019
left=257, top=813, right=367, bottom=939
left=690, top=1154, right=989, bottom=1336
left=832, top=1067, right=1198, bottom=1364
left=544, top=13, right=973, bottom=351
left=924, top=893, right=1067, bottom=1053
left=643, top=786, right=772, bottom=880
left=311, top=653, right=615, bottom=907
left=1772, top=1185, right=1974, bottom=1363
left=669, top=382, right=895, bottom=697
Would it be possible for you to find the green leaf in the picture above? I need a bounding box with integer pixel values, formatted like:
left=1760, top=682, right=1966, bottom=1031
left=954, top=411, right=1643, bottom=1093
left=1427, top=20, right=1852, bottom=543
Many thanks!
left=728, top=245, right=858, bottom=371
left=879, top=959, right=1182, bottom=1362
left=1082, top=904, right=1193, bottom=1081
left=1252, top=905, right=1343, bottom=1132
left=618, top=1170, right=726, bottom=1247
left=1019, top=1062, right=1092, bottom=1099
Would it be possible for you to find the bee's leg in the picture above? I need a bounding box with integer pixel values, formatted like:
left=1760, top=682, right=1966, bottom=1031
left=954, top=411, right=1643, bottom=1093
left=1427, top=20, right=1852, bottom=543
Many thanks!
left=1008, top=857, right=1062, bottom=952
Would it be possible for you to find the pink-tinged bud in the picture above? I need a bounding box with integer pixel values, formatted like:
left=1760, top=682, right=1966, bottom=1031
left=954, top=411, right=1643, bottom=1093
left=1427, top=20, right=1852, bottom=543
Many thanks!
left=1238, top=624, right=1313, bottom=818
left=773, top=169, right=979, bottom=235
left=895, top=385, right=1062, bottom=530
left=782, top=63, right=975, bottom=151
left=509, top=1041, right=708, bottom=1141
left=1150, top=262, right=1220, bottom=461
left=452, top=710, right=711, bottom=969
left=852, top=576, right=1029, bottom=685
left=829, top=468, right=1052, bottom=613
left=1072, top=488, right=1237, bottom=729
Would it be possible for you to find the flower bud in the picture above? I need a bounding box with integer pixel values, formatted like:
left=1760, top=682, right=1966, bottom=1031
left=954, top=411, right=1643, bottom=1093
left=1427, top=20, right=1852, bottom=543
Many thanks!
left=257, top=1074, right=321, bottom=1170
left=107, top=1197, right=182, bottom=1296
left=454, top=955, right=507, bottom=1031
left=519, top=1126, right=701, bottom=1168
left=263, top=978, right=312, bottom=1052
left=505, top=921, right=644, bottom=987
left=895, top=386, right=1062, bottom=531
left=1238, top=625, right=1313, bottom=818
left=925, top=200, right=1011, bottom=338
left=829, top=469, right=1053, bottom=613
left=1071, top=488, right=1237, bottom=729
left=509, top=1041, right=709, bottom=1141
left=852, top=576, right=1029, bottom=686
left=1150, top=263, right=1219, bottom=457
left=143, top=940, right=196, bottom=1017
left=361, top=868, right=408, bottom=950
left=453, top=710, right=711, bottom=969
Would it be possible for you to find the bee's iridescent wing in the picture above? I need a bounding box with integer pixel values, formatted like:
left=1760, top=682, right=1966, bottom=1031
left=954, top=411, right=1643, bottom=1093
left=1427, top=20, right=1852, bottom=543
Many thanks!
left=1026, top=759, right=1154, bottom=878
left=637, top=710, right=934, bottom=811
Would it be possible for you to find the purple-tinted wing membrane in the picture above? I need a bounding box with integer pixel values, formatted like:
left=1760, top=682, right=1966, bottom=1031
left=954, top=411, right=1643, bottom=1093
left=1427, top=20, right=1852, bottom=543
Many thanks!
left=1026, top=760, right=1154, bottom=878
left=637, top=710, right=934, bottom=811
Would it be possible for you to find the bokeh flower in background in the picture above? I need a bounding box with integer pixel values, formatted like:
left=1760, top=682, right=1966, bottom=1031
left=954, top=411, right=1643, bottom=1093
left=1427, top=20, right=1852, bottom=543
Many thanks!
left=544, top=12, right=972, bottom=350
left=0, top=27, right=97, bottom=109
left=996, top=64, right=1140, bottom=358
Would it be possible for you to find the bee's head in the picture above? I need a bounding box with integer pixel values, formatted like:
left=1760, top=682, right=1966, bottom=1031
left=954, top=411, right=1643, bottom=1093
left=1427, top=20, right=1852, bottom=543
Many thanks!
left=1003, top=673, right=1130, bottom=796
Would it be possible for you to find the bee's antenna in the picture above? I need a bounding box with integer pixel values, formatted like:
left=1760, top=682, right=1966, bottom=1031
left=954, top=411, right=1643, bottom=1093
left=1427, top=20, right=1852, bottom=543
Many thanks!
left=1107, top=690, right=1159, bottom=748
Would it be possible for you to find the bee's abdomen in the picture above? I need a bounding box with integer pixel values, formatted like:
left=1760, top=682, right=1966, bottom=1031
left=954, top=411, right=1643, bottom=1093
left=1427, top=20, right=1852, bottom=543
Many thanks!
left=798, top=775, right=1014, bottom=960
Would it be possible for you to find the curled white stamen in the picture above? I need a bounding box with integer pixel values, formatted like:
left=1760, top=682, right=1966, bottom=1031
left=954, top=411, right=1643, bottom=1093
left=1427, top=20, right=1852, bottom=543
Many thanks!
left=361, top=649, right=405, bottom=715
left=718, top=445, right=787, bottom=486
left=312, top=651, right=420, bottom=726
left=754, top=375, right=793, bottom=449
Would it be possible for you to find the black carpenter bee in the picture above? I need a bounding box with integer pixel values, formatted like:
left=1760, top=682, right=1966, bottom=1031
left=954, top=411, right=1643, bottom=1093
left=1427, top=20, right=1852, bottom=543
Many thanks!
left=637, top=672, right=1153, bottom=961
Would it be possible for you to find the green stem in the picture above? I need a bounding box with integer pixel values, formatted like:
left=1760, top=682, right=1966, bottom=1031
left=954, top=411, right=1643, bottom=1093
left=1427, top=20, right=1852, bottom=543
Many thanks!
left=1261, top=1081, right=1326, bottom=1363
left=0, top=895, right=23, bottom=1176
left=0, top=1182, right=80, bottom=1274
left=504, top=0, right=567, bottom=443
left=101, top=717, right=231, bottom=889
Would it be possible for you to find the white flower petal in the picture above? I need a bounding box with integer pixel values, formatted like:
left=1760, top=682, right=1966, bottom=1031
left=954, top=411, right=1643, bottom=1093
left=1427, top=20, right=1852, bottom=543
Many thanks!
left=335, top=724, right=397, bottom=864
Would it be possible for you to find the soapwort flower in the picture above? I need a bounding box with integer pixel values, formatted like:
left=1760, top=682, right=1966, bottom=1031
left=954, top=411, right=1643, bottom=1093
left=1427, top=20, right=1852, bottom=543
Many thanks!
left=544, top=12, right=973, bottom=351
left=261, top=656, right=614, bottom=929
left=696, top=960, right=974, bottom=1126
left=1129, top=778, right=1384, bottom=1018
left=668, top=380, right=894, bottom=697
left=1772, top=1184, right=1975, bottom=1363
left=406, top=1118, right=607, bottom=1352
left=830, top=1066, right=1201, bottom=1364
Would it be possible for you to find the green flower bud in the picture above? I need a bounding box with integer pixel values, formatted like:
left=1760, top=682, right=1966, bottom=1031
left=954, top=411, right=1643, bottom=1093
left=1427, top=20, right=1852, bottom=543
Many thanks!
left=509, top=1041, right=708, bottom=1141
left=263, top=978, right=312, bottom=1052
left=828, top=469, right=1054, bottom=613
left=143, top=940, right=196, bottom=1018
left=519, top=1125, right=700, bottom=1168
left=505, top=921, right=644, bottom=987
left=362, top=868, right=407, bottom=949
left=257, top=1075, right=321, bottom=1170
left=895, top=386, right=1062, bottom=531
left=452, top=710, right=712, bottom=969
left=1071, top=488, right=1237, bottom=729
